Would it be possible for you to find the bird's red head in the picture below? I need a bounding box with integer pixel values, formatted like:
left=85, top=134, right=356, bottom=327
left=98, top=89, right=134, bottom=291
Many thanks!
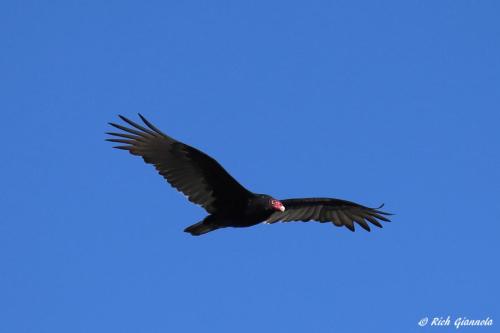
left=270, top=199, right=285, bottom=212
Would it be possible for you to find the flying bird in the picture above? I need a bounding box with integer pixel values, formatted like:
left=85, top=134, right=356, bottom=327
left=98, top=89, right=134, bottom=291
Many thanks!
left=106, top=115, right=391, bottom=236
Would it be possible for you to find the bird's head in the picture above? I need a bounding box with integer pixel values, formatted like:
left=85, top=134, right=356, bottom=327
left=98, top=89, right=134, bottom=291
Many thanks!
left=269, top=198, right=285, bottom=212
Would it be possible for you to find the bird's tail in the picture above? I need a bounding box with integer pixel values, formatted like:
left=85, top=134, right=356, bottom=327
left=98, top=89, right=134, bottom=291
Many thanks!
left=184, top=220, right=220, bottom=236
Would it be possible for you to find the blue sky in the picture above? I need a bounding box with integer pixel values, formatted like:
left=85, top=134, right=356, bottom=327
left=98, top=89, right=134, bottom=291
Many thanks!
left=1, top=1, right=499, bottom=332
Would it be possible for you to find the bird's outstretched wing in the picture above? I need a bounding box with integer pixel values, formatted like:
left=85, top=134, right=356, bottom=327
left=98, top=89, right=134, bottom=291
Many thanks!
left=266, top=198, right=391, bottom=231
left=106, top=114, right=253, bottom=214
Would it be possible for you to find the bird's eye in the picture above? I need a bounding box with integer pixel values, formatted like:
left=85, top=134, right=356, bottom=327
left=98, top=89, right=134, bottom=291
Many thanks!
left=270, top=199, right=276, bottom=205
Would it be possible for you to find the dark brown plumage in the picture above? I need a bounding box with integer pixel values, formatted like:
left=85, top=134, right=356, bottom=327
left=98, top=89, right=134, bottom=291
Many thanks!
left=107, top=115, right=392, bottom=236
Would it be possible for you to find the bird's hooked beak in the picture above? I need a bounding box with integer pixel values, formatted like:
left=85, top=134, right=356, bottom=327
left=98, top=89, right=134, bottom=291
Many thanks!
left=271, top=200, right=286, bottom=212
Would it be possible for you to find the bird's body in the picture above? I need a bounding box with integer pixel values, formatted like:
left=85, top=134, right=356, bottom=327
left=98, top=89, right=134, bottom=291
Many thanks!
left=107, top=115, right=391, bottom=236
left=186, top=195, right=276, bottom=235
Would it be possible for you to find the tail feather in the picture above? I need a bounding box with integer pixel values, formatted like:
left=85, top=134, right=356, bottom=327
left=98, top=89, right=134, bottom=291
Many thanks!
left=184, top=221, right=219, bottom=236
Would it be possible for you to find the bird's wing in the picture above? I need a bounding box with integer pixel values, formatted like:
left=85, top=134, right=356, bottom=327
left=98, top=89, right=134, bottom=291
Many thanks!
left=266, top=198, right=391, bottom=231
left=106, top=114, right=253, bottom=214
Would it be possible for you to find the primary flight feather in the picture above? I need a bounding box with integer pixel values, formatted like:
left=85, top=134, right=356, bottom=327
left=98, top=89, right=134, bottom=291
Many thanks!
left=107, top=114, right=391, bottom=236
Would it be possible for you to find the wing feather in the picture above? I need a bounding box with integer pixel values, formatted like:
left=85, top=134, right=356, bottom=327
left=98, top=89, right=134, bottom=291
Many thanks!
left=107, top=115, right=253, bottom=213
left=267, top=198, right=391, bottom=232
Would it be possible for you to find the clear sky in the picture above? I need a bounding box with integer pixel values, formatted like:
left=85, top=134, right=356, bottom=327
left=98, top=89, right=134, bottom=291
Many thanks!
left=1, top=1, right=499, bottom=332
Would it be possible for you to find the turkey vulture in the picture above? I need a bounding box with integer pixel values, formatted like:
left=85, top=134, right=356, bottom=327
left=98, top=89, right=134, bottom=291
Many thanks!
left=106, top=115, right=391, bottom=236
